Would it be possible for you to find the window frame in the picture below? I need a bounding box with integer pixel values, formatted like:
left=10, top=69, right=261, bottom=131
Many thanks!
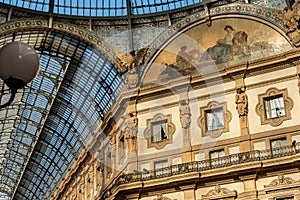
left=154, top=160, right=168, bottom=178
left=151, top=119, right=168, bottom=143
left=270, top=137, right=288, bottom=157
left=144, top=114, right=175, bottom=150
left=209, top=149, right=226, bottom=168
left=256, top=88, right=293, bottom=127
left=199, top=101, right=232, bottom=138
left=264, top=95, right=285, bottom=119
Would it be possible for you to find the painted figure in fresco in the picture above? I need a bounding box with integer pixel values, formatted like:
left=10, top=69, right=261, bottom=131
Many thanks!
left=218, top=25, right=237, bottom=45
left=176, top=45, right=192, bottom=71
left=200, top=25, right=249, bottom=64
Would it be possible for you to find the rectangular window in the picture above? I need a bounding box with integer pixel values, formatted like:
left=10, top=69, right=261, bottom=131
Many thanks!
left=151, top=120, right=168, bottom=142
left=271, top=137, right=287, bottom=157
left=209, top=149, right=225, bottom=168
left=264, top=95, right=285, bottom=119
left=154, top=160, right=168, bottom=177
left=119, top=136, right=125, bottom=161
left=275, top=196, right=294, bottom=200
left=106, top=152, right=112, bottom=176
left=206, top=108, right=224, bottom=131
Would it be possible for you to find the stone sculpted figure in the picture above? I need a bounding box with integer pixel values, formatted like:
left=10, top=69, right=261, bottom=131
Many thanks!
left=235, top=87, right=248, bottom=117
left=119, top=48, right=148, bottom=88
left=179, top=100, right=191, bottom=129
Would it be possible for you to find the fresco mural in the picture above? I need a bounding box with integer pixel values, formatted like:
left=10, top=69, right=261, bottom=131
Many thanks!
left=144, top=18, right=293, bottom=83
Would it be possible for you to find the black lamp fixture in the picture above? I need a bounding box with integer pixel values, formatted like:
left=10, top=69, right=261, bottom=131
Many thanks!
left=0, top=41, right=40, bottom=109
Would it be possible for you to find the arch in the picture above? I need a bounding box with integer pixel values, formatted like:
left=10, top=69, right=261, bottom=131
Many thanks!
left=140, top=3, right=292, bottom=81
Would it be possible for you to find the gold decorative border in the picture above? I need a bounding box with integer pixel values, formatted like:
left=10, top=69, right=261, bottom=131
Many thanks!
left=198, top=101, right=232, bottom=138
left=144, top=113, right=176, bottom=150
left=256, top=87, right=293, bottom=127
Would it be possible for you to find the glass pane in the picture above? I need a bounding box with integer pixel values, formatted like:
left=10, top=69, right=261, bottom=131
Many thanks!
left=154, top=160, right=168, bottom=169
left=206, top=109, right=224, bottom=131
left=271, top=138, right=287, bottom=149
left=265, top=96, right=285, bottom=119
left=151, top=120, right=168, bottom=142
left=209, top=149, right=225, bottom=159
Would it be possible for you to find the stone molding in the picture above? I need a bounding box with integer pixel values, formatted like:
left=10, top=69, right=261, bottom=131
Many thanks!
left=144, top=113, right=176, bottom=150
left=256, top=87, right=294, bottom=127
left=198, top=101, right=232, bottom=138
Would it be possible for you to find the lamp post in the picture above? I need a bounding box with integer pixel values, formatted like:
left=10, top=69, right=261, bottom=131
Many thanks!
left=0, top=41, right=40, bottom=109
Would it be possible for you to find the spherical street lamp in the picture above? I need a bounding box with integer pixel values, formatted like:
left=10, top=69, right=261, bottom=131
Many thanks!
left=0, top=41, right=40, bottom=109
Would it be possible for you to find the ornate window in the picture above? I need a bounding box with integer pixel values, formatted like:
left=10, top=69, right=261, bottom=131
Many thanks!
left=256, top=88, right=293, bottom=127
left=144, top=114, right=175, bottom=150
left=198, top=101, right=232, bottom=138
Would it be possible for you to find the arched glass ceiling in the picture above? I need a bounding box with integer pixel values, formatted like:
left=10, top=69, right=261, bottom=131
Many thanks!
left=0, top=0, right=203, bottom=17
left=0, top=30, right=123, bottom=199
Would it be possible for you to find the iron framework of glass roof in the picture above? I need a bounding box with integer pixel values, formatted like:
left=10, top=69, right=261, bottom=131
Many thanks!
left=0, top=0, right=205, bottom=17
left=0, top=30, right=123, bottom=199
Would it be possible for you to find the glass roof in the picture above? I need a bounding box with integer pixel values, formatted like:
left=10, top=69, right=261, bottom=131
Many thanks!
left=0, top=0, right=203, bottom=17
left=0, top=30, right=123, bottom=199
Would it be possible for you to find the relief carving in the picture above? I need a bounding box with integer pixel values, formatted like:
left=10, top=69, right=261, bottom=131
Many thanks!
left=122, top=112, right=138, bottom=152
left=235, top=87, right=248, bottom=117
left=119, top=48, right=148, bottom=88
left=264, top=174, right=300, bottom=194
left=264, top=174, right=297, bottom=188
left=277, top=0, right=300, bottom=46
left=179, top=99, right=191, bottom=129
left=153, top=194, right=175, bottom=200
left=235, top=86, right=249, bottom=135
left=202, top=185, right=237, bottom=200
